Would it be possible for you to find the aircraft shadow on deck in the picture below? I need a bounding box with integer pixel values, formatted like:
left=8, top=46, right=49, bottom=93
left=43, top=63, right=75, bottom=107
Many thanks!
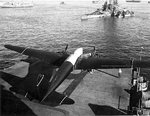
left=63, top=71, right=88, bottom=97
left=97, top=69, right=119, bottom=78
left=1, top=85, right=36, bottom=116
left=66, top=70, right=87, bottom=80
left=88, top=103, right=127, bottom=115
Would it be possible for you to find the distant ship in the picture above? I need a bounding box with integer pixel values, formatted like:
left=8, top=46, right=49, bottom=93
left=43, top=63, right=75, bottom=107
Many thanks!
left=81, top=0, right=134, bottom=20
left=0, top=1, right=33, bottom=8
left=126, top=0, right=141, bottom=2
left=92, top=0, right=99, bottom=4
left=60, top=1, right=65, bottom=5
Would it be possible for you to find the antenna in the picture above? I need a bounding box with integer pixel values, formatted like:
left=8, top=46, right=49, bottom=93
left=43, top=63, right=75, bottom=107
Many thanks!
left=65, top=44, right=68, bottom=52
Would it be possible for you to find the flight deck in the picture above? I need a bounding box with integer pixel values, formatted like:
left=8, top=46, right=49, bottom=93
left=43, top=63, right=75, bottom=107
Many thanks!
left=1, top=68, right=133, bottom=115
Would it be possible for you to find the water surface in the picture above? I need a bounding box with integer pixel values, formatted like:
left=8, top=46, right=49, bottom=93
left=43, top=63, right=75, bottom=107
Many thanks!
left=0, top=1, right=150, bottom=65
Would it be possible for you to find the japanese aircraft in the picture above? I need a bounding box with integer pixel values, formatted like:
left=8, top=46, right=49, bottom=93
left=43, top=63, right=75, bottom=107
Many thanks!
left=1, top=45, right=83, bottom=106
left=1, top=44, right=150, bottom=107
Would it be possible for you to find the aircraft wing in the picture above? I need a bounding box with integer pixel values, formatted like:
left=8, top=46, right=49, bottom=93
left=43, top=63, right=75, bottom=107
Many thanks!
left=4, top=44, right=69, bottom=66
left=76, top=57, right=150, bottom=69
left=5, top=44, right=150, bottom=70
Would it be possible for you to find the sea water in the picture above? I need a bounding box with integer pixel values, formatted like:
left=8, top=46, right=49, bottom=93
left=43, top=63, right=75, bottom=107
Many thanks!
left=0, top=1, right=150, bottom=65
